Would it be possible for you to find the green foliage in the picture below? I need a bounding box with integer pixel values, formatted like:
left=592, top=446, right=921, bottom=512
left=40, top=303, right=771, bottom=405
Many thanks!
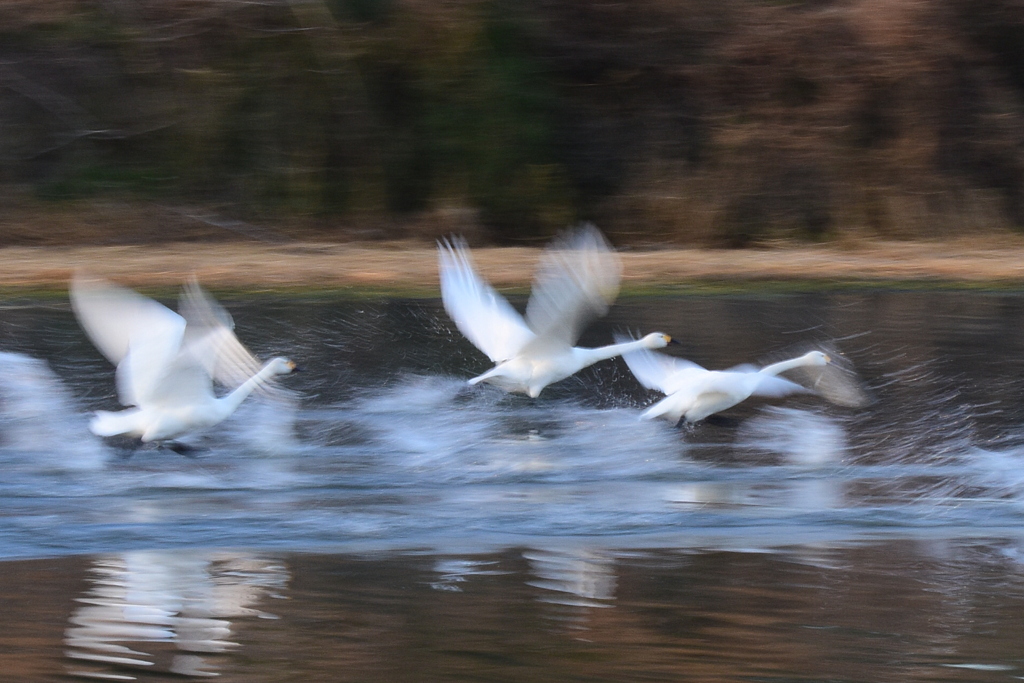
left=328, top=0, right=395, bottom=24
left=355, top=0, right=573, bottom=237
left=35, top=163, right=174, bottom=200
left=19, top=0, right=574, bottom=238
left=458, top=3, right=573, bottom=238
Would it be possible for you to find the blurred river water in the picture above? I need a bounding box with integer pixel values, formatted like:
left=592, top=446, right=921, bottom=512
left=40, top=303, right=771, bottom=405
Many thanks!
left=4, top=289, right=1024, bottom=680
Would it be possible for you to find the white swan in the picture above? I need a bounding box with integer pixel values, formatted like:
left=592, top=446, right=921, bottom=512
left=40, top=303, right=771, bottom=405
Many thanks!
left=618, top=336, right=831, bottom=424
left=70, top=274, right=298, bottom=446
left=438, top=225, right=675, bottom=398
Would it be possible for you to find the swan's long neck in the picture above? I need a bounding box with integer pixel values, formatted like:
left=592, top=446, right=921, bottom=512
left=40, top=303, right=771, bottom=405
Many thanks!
left=217, top=362, right=280, bottom=414
left=578, top=338, right=654, bottom=365
left=760, top=355, right=812, bottom=377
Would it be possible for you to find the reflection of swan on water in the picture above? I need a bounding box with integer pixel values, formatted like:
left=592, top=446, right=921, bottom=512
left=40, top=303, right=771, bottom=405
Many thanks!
left=70, top=274, right=299, bottom=450
left=619, top=339, right=847, bottom=424
left=64, top=550, right=288, bottom=679
left=439, top=225, right=675, bottom=398
left=429, top=558, right=506, bottom=592
left=524, top=547, right=617, bottom=616
left=0, top=351, right=108, bottom=469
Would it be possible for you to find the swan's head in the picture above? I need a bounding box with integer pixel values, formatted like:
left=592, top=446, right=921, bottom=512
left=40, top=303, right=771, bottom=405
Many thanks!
left=642, top=332, right=678, bottom=349
left=268, top=357, right=300, bottom=375
left=801, top=351, right=831, bottom=367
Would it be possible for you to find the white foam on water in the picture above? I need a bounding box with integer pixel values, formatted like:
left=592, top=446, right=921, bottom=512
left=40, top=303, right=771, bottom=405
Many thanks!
left=736, top=406, right=849, bottom=467
left=345, top=375, right=687, bottom=485
left=0, top=351, right=110, bottom=471
left=218, top=393, right=303, bottom=457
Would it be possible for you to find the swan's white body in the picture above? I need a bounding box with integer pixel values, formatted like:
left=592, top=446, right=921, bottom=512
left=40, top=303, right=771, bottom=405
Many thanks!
left=620, top=340, right=830, bottom=423
left=70, top=275, right=297, bottom=443
left=439, top=225, right=673, bottom=398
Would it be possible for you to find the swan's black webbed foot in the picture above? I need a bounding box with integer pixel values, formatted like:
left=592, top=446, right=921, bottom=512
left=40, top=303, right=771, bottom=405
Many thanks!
left=163, top=441, right=202, bottom=458
left=453, top=382, right=476, bottom=402
left=107, top=437, right=146, bottom=461
left=116, top=445, right=138, bottom=461
left=674, top=416, right=697, bottom=433
left=702, top=414, right=741, bottom=429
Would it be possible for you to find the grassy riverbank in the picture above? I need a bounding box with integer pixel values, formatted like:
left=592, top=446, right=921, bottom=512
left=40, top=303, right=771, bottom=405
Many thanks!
left=3, top=237, right=1024, bottom=294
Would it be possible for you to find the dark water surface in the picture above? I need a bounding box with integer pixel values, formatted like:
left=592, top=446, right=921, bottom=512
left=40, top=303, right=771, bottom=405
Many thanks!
left=4, top=290, right=1024, bottom=680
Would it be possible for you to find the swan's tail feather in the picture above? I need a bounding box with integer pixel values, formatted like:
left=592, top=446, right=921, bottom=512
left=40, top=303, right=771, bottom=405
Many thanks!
left=468, top=366, right=501, bottom=386
left=640, top=396, right=681, bottom=422
left=90, top=409, right=143, bottom=437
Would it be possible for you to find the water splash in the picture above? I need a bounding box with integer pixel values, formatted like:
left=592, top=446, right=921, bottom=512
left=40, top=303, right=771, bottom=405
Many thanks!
left=735, top=406, right=848, bottom=467
left=0, top=352, right=109, bottom=471
left=2, top=294, right=1024, bottom=559
left=346, top=375, right=686, bottom=485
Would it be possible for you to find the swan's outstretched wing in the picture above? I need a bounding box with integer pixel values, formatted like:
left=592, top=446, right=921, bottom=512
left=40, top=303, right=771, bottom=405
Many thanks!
left=438, top=237, right=535, bottom=362
left=70, top=274, right=186, bottom=407
left=724, top=363, right=758, bottom=373
left=177, top=278, right=295, bottom=403
left=70, top=274, right=179, bottom=367
left=178, top=278, right=263, bottom=389
left=749, top=374, right=811, bottom=398
left=141, top=355, right=218, bottom=406
left=783, top=361, right=871, bottom=408
left=717, top=363, right=808, bottom=397
left=700, top=364, right=810, bottom=399
left=524, top=224, right=621, bottom=350
left=615, top=337, right=706, bottom=395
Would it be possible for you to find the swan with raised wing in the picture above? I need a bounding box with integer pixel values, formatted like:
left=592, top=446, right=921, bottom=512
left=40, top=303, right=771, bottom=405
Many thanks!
left=70, top=274, right=298, bottom=448
left=438, top=225, right=675, bottom=398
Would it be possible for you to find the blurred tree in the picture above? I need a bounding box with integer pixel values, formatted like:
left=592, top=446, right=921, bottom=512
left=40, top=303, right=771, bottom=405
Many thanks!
left=0, top=0, right=1023, bottom=244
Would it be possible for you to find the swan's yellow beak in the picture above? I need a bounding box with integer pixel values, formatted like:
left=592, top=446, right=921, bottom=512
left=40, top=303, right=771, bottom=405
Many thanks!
left=823, top=354, right=832, bottom=363
left=665, top=335, right=680, bottom=346
left=287, top=360, right=301, bottom=372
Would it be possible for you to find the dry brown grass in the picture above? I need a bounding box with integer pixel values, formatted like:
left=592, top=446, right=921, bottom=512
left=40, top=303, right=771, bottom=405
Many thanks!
left=4, top=236, right=1024, bottom=290
left=596, top=0, right=1024, bottom=245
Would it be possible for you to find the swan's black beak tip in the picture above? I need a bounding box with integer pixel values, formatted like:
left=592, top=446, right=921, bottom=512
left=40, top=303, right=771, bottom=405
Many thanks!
left=668, top=338, right=681, bottom=346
